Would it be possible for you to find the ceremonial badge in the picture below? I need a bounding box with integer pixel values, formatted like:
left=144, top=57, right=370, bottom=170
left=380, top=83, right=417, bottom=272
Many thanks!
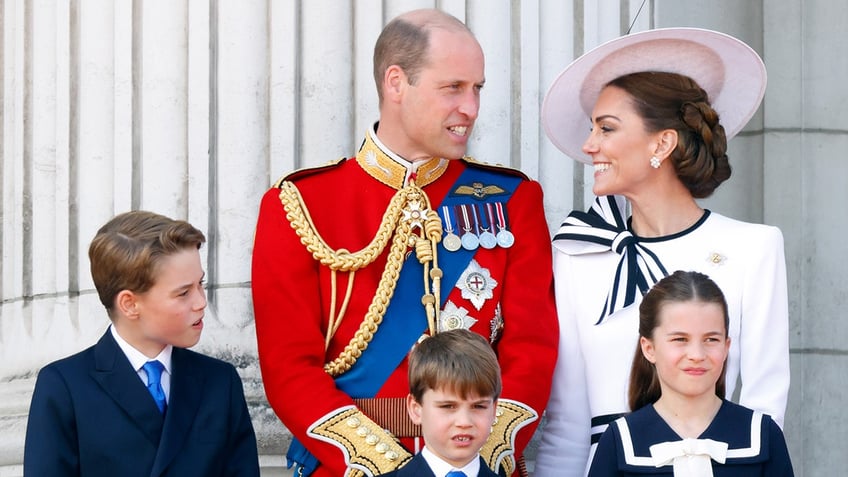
left=494, top=202, right=514, bottom=248
left=444, top=233, right=462, bottom=252
left=440, top=206, right=462, bottom=252
left=439, top=301, right=479, bottom=332
left=457, top=259, right=498, bottom=310
left=401, top=194, right=429, bottom=231
left=496, top=230, right=515, bottom=248
left=477, top=203, right=497, bottom=249
left=452, top=181, right=507, bottom=200
left=479, top=231, right=497, bottom=249
left=457, top=204, right=480, bottom=251
left=461, top=232, right=480, bottom=251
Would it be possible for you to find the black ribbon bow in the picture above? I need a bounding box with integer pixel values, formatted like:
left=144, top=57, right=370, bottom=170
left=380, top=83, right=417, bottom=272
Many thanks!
left=552, top=195, right=668, bottom=324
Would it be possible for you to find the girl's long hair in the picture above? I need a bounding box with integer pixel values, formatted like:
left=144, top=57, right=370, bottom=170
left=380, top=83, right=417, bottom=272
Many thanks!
left=628, top=270, right=729, bottom=411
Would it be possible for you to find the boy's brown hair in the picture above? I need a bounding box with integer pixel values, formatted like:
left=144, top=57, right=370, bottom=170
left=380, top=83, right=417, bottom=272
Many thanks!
left=408, top=329, right=501, bottom=402
left=88, top=210, right=206, bottom=317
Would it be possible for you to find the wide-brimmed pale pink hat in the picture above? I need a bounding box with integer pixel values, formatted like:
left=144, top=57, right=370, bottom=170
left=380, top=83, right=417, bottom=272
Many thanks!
left=541, top=27, right=767, bottom=164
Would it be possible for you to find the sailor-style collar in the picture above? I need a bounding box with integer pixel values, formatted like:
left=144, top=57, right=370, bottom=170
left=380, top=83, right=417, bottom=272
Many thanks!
left=608, top=400, right=773, bottom=474
left=356, top=123, right=449, bottom=189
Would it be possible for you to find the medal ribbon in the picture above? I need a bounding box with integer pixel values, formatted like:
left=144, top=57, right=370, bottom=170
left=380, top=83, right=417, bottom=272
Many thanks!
left=441, top=205, right=456, bottom=234
left=485, top=203, right=496, bottom=232
left=495, top=202, right=509, bottom=231
left=478, top=203, right=492, bottom=234
left=458, top=204, right=474, bottom=235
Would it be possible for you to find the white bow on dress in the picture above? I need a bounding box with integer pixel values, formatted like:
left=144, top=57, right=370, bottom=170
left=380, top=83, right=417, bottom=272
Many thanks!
left=650, top=438, right=729, bottom=477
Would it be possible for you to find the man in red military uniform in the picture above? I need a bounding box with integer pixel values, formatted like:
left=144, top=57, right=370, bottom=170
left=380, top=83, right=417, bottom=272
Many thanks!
left=252, top=9, right=558, bottom=477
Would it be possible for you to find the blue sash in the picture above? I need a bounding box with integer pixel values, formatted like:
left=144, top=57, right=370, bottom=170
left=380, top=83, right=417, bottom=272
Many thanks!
left=335, top=166, right=521, bottom=396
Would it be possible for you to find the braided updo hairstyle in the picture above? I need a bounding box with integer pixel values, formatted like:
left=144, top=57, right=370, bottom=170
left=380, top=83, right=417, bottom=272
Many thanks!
left=607, top=72, right=731, bottom=198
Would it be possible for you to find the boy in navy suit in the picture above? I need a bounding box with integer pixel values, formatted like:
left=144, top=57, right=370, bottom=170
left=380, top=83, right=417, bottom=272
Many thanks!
left=23, top=210, right=260, bottom=477
left=380, top=329, right=504, bottom=477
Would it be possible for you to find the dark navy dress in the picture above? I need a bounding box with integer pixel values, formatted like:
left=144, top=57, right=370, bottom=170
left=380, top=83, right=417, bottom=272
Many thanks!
left=587, top=400, right=794, bottom=476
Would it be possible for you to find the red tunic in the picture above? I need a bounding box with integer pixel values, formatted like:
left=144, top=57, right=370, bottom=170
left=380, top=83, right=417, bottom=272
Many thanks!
left=252, top=132, right=558, bottom=476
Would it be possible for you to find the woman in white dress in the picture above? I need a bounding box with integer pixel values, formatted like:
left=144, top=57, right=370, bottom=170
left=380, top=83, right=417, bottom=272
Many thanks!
left=534, top=28, right=789, bottom=477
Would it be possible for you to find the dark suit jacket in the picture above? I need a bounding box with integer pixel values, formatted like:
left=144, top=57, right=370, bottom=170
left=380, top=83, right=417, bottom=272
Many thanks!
left=24, top=330, right=259, bottom=476
left=379, top=453, right=502, bottom=477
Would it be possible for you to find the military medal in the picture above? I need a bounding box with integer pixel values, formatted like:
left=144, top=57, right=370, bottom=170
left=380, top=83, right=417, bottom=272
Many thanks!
left=440, top=206, right=462, bottom=252
left=494, top=202, right=514, bottom=248
left=458, top=204, right=479, bottom=251
left=439, top=301, right=478, bottom=331
left=457, top=259, right=498, bottom=310
left=476, top=204, right=497, bottom=249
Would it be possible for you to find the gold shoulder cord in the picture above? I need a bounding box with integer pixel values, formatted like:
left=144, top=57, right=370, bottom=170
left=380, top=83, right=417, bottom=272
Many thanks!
left=279, top=180, right=443, bottom=377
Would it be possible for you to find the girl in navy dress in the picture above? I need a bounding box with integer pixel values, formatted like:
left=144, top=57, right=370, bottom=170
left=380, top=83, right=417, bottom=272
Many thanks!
left=588, top=271, right=793, bottom=476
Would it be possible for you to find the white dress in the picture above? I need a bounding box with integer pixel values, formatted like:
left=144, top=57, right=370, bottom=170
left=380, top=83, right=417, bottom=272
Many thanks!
left=534, top=199, right=789, bottom=477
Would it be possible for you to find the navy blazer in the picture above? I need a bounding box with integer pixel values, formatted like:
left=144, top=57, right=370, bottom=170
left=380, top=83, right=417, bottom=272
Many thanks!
left=379, top=453, right=502, bottom=477
left=24, top=330, right=259, bottom=477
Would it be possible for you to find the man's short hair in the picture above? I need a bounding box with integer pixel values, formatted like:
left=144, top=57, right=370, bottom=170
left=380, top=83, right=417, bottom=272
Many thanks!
left=372, top=9, right=473, bottom=103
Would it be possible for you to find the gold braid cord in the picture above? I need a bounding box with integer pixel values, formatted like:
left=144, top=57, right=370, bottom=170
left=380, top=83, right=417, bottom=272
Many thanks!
left=479, top=399, right=539, bottom=476
left=279, top=180, right=443, bottom=377
left=308, top=406, right=412, bottom=477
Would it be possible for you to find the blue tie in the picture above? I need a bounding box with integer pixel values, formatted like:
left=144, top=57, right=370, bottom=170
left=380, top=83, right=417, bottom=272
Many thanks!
left=446, top=472, right=467, bottom=477
left=142, top=360, right=167, bottom=414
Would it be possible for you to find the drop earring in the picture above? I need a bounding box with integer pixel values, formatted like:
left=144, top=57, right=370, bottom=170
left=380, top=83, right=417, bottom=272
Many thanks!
left=650, top=156, right=661, bottom=169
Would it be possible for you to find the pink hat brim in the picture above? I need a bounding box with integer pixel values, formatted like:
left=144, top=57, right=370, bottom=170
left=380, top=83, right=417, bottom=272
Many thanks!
left=541, top=28, right=767, bottom=164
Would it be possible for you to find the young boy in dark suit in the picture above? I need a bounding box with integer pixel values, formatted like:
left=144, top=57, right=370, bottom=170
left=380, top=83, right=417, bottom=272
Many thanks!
left=24, top=210, right=260, bottom=477
left=380, top=329, right=504, bottom=477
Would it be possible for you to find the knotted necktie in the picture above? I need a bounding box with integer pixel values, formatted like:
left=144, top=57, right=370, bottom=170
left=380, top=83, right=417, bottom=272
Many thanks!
left=445, top=471, right=467, bottom=477
left=142, top=360, right=167, bottom=414
left=552, top=195, right=668, bottom=324
left=650, top=438, right=728, bottom=477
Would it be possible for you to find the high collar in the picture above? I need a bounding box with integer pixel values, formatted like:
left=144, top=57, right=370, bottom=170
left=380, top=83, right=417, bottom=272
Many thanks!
left=356, top=123, right=449, bottom=190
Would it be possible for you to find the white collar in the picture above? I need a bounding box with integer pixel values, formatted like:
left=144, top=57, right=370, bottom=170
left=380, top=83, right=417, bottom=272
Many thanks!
left=420, top=445, right=480, bottom=476
left=110, top=324, right=173, bottom=374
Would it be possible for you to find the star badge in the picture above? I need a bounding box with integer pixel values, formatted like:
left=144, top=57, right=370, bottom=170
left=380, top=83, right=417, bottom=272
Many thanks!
left=439, top=301, right=478, bottom=332
left=457, top=259, right=498, bottom=310
left=403, top=199, right=430, bottom=231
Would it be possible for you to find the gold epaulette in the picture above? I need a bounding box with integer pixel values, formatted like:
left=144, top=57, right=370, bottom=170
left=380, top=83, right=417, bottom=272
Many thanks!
left=271, top=157, right=347, bottom=188
left=307, top=406, right=412, bottom=476
left=479, top=399, right=539, bottom=476
left=460, top=156, right=530, bottom=180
